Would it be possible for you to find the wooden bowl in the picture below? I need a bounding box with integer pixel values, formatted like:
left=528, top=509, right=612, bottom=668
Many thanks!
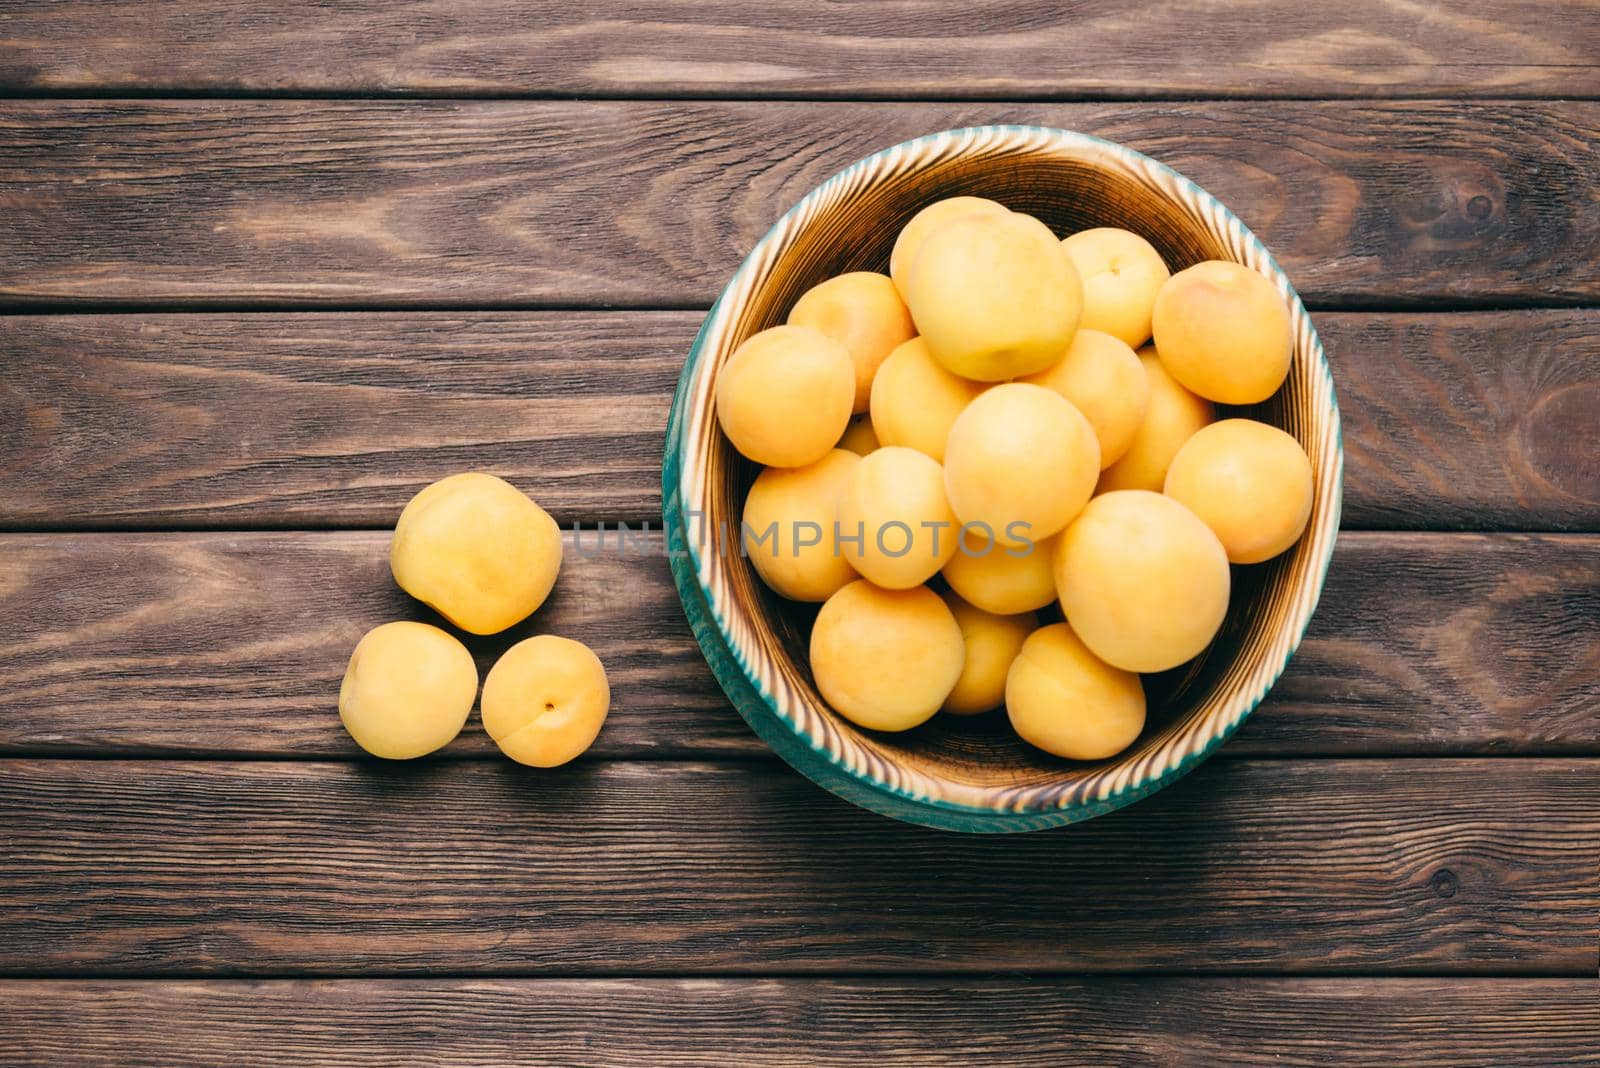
left=663, top=126, right=1342, bottom=832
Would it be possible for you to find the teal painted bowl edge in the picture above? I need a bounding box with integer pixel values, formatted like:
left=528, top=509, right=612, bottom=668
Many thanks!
left=661, top=125, right=1345, bottom=833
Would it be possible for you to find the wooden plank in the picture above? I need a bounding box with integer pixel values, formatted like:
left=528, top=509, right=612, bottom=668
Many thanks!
left=1, top=101, right=1595, bottom=308
left=1, top=532, right=1594, bottom=759
left=3, top=310, right=1595, bottom=531
left=2, top=978, right=1597, bottom=1067
left=0, top=758, right=1594, bottom=975
left=0, top=313, right=679, bottom=529
left=2, top=2, right=1596, bottom=100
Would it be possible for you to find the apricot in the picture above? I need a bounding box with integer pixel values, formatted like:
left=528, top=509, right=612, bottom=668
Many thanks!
left=869, top=337, right=984, bottom=462
left=1164, top=419, right=1314, bottom=564
left=787, top=272, right=916, bottom=412
left=1096, top=348, right=1215, bottom=493
left=1005, top=623, right=1146, bottom=760
left=338, top=621, right=476, bottom=760
left=904, top=211, right=1082, bottom=381
left=481, top=635, right=610, bottom=768
left=715, top=325, right=855, bottom=467
left=1152, top=260, right=1292, bottom=404
left=941, top=529, right=1058, bottom=616
left=1020, top=328, right=1149, bottom=469
left=836, top=446, right=959, bottom=589
left=810, top=580, right=965, bottom=732
left=391, top=472, right=563, bottom=636
left=944, top=383, right=1099, bottom=547
left=1060, top=227, right=1170, bottom=348
left=836, top=416, right=879, bottom=456
left=941, top=592, right=1035, bottom=716
left=741, top=449, right=861, bottom=602
left=1054, top=491, right=1231, bottom=673
left=889, top=195, right=1010, bottom=299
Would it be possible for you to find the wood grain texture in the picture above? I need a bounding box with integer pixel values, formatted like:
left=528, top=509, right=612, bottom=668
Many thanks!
left=0, top=531, right=1594, bottom=761
left=1, top=757, right=1595, bottom=975
left=3, top=310, right=1594, bottom=531
left=1, top=2, right=1596, bottom=100
left=3, top=978, right=1597, bottom=1067
left=1, top=101, right=1595, bottom=308
left=0, top=313, right=679, bottom=528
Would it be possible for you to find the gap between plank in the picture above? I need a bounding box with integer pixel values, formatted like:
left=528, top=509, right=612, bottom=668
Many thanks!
left=0, top=750, right=1594, bottom=763
left=1, top=89, right=1597, bottom=103
left=2, top=298, right=1596, bottom=316
left=0, top=966, right=1588, bottom=981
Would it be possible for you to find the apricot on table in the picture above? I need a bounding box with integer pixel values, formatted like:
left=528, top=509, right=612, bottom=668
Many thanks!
left=810, top=580, right=965, bottom=732
left=1096, top=347, right=1215, bottom=494
left=941, top=592, right=1035, bottom=716
left=944, top=383, right=1100, bottom=547
left=1152, top=259, right=1293, bottom=404
left=1054, top=490, right=1230, bottom=673
left=1005, top=622, right=1146, bottom=760
left=836, top=445, right=960, bottom=589
left=741, top=448, right=861, bottom=602
left=904, top=211, right=1082, bottom=381
left=481, top=635, right=610, bottom=768
left=715, top=324, right=855, bottom=468
left=1060, top=227, right=1170, bottom=349
left=391, top=472, right=563, bottom=635
left=339, top=621, right=477, bottom=759
left=889, top=195, right=1011, bottom=299
left=941, top=529, right=1059, bottom=616
left=869, top=336, right=984, bottom=462
left=1020, top=328, right=1149, bottom=469
left=1164, top=418, right=1314, bottom=564
left=787, top=272, right=916, bottom=412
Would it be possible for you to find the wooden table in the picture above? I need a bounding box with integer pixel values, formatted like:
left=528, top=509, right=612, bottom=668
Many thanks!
left=2, top=5, right=1597, bottom=1064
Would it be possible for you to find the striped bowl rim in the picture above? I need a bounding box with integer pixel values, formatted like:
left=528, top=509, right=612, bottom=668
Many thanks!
left=663, top=125, right=1344, bottom=832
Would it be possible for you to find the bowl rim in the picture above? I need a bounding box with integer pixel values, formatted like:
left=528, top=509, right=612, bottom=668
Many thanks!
left=662, top=124, right=1344, bottom=832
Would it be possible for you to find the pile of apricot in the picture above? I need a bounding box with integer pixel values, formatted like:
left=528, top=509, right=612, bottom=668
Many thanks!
left=338, top=473, right=610, bottom=767
left=717, top=197, right=1313, bottom=761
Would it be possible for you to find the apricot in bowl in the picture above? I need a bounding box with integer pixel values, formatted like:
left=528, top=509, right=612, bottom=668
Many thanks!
left=664, top=126, right=1342, bottom=831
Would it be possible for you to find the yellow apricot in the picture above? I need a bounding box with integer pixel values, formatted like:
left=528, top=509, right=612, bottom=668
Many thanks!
left=941, top=529, right=1058, bottom=616
left=944, top=383, right=1100, bottom=547
left=1005, top=623, right=1146, bottom=760
left=1164, top=419, right=1314, bottom=564
left=869, top=336, right=984, bottom=462
left=715, top=325, right=855, bottom=468
left=1020, top=328, right=1149, bottom=469
left=1096, top=348, right=1215, bottom=493
left=835, top=446, right=959, bottom=589
left=1054, top=491, right=1231, bottom=673
left=904, top=212, right=1082, bottom=381
left=391, top=472, right=563, bottom=636
left=890, top=196, right=1011, bottom=299
left=741, top=449, right=861, bottom=602
left=339, top=621, right=477, bottom=760
left=481, top=635, right=610, bottom=768
left=941, top=592, right=1035, bottom=716
left=1060, top=227, right=1171, bottom=348
left=1152, top=260, right=1293, bottom=404
left=788, top=272, right=916, bottom=412
left=836, top=416, right=879, bottom=456
left=810, top=581, right=965, bottom=732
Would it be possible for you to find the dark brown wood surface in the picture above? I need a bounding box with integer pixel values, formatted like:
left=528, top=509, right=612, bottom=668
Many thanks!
left=2, top=758, right=1595, bottom=975
left=2, top=310, right=1595, bottom=531
left=4, top=979, right=1598, bottom=1067
left=2, top=2, right=1596, bottom=100
left=2, top=531, right=1595, bottom=759
left=3, top=2, right=1598, bottom=1061
left=2, top=101, right=1597, bottom=308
